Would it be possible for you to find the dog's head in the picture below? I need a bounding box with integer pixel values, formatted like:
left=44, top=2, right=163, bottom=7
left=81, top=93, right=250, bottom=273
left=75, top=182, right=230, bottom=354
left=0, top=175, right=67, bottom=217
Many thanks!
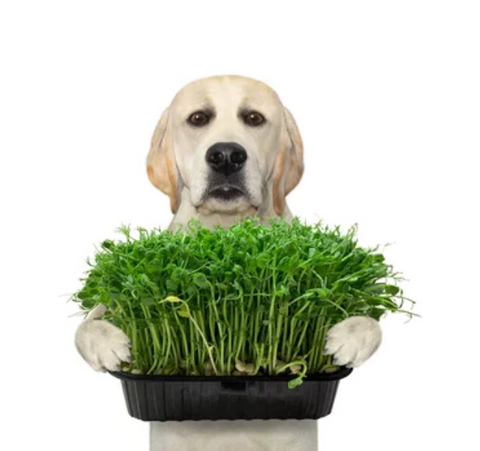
left=147, top=75, right=303, bottom=217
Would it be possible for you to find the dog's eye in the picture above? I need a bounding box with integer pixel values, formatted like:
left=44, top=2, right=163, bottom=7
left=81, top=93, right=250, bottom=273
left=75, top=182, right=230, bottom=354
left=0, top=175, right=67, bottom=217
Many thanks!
left=244, top=111, right=265, bottom=127
left=188, top=111, right=210, bottom=126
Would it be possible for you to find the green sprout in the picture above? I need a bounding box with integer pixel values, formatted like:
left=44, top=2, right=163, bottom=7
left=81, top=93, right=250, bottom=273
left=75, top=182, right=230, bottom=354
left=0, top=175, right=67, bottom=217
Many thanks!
left=70, top=217, right=415, bottom=388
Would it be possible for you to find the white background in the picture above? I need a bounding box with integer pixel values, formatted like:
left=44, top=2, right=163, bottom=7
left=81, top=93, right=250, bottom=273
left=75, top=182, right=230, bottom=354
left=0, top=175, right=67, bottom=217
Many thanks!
left=1, top=1, right=479, bottom=450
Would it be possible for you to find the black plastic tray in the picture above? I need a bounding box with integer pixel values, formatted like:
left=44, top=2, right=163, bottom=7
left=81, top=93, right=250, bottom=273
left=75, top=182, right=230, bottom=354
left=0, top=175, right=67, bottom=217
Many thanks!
left=110, top=368, right=353, bottom=422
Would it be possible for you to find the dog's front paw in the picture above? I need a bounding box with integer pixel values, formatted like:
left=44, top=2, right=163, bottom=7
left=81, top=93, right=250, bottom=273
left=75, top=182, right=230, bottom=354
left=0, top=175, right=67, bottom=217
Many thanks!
left=75, top=319, right=131, bottom=372
left=324, top=316, right=382, bottom=368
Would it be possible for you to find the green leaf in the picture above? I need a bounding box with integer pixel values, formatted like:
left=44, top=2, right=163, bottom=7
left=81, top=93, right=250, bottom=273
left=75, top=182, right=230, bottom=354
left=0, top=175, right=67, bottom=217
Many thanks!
left=316, top=288, right=330, bottom=298
left=256, top=254, right=270, bottom=269
left=141, top=274, right=152, bottom=284
left=101, top=239, right=115, bottom=251
left=81, top=298, right=96, bottom=309
left=193, top=273, right=209, bottom=289
left=275, top=284, right=289, bottom=297
left=288, top=377, right=304, bottom=389
left=166, top=280, right=178, bottom=291
left=186, top=284, right=197, bottom=296
left=385, top=285, right=400, bottom=295
left=76, top=289, right=88, bottom=301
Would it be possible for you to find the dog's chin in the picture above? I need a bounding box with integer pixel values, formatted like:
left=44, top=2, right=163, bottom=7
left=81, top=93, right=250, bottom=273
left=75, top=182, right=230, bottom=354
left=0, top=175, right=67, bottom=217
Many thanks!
left=196, top=192, right=258, bottom=216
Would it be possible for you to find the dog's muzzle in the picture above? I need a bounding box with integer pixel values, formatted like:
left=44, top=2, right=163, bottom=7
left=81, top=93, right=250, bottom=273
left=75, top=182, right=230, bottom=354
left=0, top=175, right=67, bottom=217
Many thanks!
left=205, top=142, right=248, bottom=201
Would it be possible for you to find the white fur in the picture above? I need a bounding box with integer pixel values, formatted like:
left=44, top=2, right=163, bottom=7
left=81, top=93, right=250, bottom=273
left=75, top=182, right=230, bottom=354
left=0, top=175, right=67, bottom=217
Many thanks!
left=75, top=304, right=131, bottom=372
left=150, top=420, right=318, bottom=451
left=74, top=75, right=382, bottom=451
left=324, top=316, right=382, bottom=368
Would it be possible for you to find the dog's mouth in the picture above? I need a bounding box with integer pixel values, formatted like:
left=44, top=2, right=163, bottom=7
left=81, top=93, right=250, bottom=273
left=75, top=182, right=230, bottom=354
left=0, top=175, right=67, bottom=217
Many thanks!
left=208, top=184, right=245, bottom=201
left=195, top=182, right=260, bottom=215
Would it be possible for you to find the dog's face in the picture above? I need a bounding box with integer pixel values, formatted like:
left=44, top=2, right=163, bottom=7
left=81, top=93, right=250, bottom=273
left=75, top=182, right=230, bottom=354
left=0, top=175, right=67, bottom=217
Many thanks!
left=147, top=75, right=304, bottom=217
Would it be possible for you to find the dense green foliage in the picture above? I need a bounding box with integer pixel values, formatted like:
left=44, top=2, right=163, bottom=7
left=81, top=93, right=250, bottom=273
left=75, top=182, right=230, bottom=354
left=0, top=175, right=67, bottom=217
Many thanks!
left=72, top=217, right=413, bottom=388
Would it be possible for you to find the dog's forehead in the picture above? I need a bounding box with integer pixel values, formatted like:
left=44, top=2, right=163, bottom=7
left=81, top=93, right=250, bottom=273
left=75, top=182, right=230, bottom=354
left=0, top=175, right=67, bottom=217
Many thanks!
left=171, top=75, right=282, bottom=114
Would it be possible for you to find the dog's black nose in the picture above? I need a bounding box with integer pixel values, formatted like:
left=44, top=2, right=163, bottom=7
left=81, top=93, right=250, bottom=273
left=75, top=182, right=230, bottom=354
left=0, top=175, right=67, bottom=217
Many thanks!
left=205, top=142, right=247, bottom=176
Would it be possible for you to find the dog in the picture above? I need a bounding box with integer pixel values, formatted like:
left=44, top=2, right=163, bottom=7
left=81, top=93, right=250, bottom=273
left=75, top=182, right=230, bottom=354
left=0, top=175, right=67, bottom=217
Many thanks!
left=75, top=75, right=382, bottom=451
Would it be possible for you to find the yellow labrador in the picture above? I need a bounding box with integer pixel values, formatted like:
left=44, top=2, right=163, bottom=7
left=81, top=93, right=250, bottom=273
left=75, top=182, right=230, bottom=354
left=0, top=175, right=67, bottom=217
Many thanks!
left=75, top=75, right=382, bottom=451
left=147, top=74, right=303, bottom=230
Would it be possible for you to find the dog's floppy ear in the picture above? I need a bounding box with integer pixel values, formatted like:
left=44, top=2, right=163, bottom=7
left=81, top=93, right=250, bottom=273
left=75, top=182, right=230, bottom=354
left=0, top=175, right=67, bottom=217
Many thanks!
left=272, top=106, right=304, bottom=215
left=146, top=107, right=181, bottom=213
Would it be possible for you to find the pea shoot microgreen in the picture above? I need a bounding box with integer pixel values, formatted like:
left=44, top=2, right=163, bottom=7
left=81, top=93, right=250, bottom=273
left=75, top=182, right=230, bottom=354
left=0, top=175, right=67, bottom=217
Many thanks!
left=71, top=217, right=415, bottom=387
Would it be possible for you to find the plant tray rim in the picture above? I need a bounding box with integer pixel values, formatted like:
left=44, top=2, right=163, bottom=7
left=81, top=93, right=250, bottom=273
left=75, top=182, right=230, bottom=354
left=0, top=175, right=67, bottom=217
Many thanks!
left=109, top=366, right=353, bottom=382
